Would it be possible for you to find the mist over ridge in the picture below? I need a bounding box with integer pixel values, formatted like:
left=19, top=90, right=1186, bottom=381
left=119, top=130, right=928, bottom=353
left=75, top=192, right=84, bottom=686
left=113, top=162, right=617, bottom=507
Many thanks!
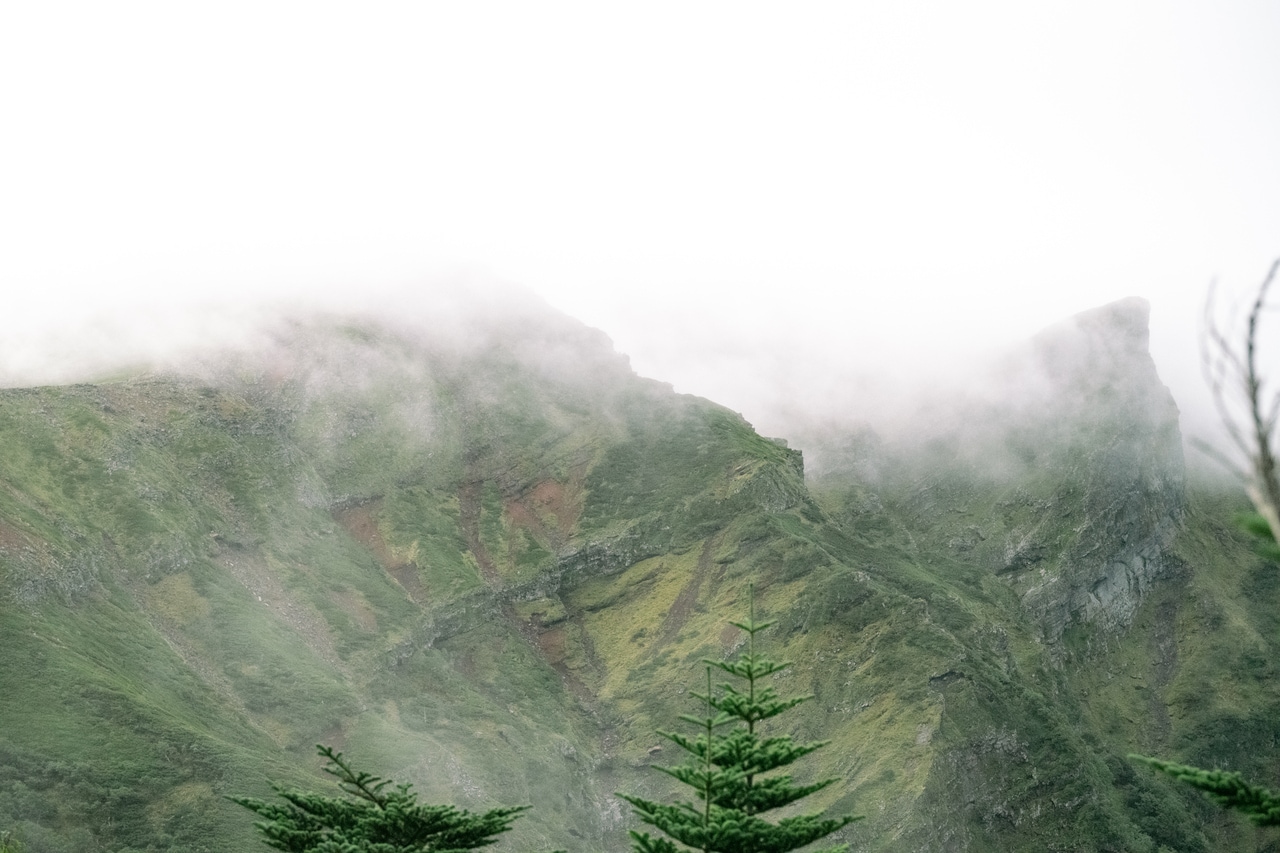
left=0, top=269, right=1275, bottom=853
left=5, top=4, right=1280, bottom=847
left=0, top=276, right=1212, bottom=464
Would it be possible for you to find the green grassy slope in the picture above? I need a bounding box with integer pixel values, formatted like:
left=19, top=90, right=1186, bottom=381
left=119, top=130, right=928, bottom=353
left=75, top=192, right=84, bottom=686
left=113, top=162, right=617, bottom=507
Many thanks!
left=0, top=314, right=815, bottom=852
left=0, top=302, right=1277, bottom=852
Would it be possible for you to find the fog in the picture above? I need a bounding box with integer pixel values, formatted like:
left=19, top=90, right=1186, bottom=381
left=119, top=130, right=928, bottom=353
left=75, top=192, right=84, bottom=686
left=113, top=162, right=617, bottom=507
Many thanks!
left=0, top=273, right=1259, bottom=472
left=3, top=3, right=1279, bottom=474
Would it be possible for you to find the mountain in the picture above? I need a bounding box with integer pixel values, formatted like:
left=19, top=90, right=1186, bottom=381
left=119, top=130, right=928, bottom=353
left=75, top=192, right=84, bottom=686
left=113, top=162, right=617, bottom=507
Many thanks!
left=0, top=292, right=1276, bottom=853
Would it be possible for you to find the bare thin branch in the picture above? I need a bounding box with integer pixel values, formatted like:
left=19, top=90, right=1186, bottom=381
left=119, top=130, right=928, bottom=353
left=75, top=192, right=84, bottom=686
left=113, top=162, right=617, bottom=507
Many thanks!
left=1200, top=258, right=1280, bottom=537
left=1190, top=437, right=1248, bottom=480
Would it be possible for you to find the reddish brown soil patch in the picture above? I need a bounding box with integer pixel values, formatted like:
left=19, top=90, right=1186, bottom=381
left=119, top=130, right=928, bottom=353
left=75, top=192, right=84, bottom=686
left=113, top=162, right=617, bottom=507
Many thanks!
left=333, top=503, right=395, bottom=565
left=719, top=623, right=743, bottom=647
left=503, top=479, right=584, bottom=552
left=527, top=479, right=583, bottom=535
left=457, top=480, right=500, bottom=587
left=386, top=563, right=426, bottom=603
left=535, top=624, right=568, bottom=666
left=333, top=501, right=426, bottom=604
left=503, top=500, right=549, bottom=543
left=0, top=519, right=33, bottom=552
left=505, top=603, right=600, bottom=709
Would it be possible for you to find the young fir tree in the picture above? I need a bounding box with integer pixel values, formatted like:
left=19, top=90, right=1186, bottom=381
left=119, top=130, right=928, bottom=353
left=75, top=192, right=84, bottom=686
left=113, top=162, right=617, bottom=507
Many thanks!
left=231, top=744, right=528, bottom=853
left=619, top=591, right=862, bottom=853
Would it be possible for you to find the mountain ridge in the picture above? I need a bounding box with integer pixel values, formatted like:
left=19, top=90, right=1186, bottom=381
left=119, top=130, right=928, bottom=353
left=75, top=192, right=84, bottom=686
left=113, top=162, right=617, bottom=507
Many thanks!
left=0, top=295, right=1275, bottom=852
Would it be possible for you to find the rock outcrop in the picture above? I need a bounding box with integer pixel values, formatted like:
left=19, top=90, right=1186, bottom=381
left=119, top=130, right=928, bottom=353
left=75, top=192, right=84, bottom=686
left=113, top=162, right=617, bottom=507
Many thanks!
left=806, top=297, right=1186, bottom=648
left=999, top=297, right=1186, bottom=644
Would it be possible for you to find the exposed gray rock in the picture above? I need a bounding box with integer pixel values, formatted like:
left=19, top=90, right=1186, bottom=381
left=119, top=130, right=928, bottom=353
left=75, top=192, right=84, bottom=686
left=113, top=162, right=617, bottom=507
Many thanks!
left=1007, top=298, right=1185, bottom=645
left=807, top=297, right=1187, bottom=649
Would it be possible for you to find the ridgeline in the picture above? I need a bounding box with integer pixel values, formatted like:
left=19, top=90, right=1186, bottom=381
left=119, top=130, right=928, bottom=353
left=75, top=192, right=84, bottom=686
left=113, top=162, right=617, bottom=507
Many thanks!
left=0, top=296, right=1275, bottom=852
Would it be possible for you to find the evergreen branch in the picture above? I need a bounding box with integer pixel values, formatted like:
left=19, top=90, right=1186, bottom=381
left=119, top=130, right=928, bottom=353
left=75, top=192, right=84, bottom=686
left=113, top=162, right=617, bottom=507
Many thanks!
left=707, top=655, right=791, bottom=680
left=676, top=703, right=735, bottom=729
left=728, top=618, right=776, bottom=635
left=708, top=688, right=808, bottom=724
left=627, top=830, right=681, bottom=853
left=710, top=774, right=839, bottom=814
left=711, top=730, right=829, bottom=776
left=318, top=745, right=393, bottom=809
left=701, top=666, right=714, bottom=832
left=1131, top=754, right=1280, bottom=826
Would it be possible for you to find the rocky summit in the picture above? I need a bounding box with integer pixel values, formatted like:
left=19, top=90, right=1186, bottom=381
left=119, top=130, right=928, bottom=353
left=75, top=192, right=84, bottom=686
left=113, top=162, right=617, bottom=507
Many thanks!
left=0, top=294, right=1276, bottom=853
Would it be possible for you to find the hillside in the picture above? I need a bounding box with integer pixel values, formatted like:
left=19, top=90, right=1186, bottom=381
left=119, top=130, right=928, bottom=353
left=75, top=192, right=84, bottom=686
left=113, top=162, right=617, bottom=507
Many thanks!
left=0, top=294, right=1276, bottom=852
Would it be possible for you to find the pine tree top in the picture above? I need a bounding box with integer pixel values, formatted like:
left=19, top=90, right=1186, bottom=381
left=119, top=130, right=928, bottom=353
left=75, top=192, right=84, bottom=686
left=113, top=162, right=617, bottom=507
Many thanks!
left=230, top=745, right=529, bottom=853
left=619, top=587, right=863, bottom=853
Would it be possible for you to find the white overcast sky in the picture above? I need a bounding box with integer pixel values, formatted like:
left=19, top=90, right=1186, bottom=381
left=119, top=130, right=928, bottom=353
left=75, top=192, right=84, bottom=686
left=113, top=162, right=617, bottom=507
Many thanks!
left=2, top=2, right=1279, bottom=441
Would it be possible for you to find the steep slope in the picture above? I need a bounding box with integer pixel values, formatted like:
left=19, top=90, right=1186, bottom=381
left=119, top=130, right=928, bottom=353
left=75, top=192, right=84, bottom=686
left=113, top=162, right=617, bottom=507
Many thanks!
left=803, top=298, right=1279, bottom=851
left=0, top=299, right=823, bottom=852
left=0, top=294, right=1276, bottom=853
left=863, top=298, right=1185, bottom=647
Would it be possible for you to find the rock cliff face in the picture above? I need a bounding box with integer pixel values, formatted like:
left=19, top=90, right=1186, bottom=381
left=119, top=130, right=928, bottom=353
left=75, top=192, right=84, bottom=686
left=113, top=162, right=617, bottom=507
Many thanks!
left=811, top=297, right=1186, bottom=647
left=803, top=297, right=1254, bottom=852
left=999, top=297, right=1186, bottom=644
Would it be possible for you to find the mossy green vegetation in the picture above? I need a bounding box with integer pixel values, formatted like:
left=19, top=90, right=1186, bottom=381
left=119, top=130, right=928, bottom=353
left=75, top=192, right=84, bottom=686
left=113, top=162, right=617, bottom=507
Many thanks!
left=1, top=307, right=1278, bottom=852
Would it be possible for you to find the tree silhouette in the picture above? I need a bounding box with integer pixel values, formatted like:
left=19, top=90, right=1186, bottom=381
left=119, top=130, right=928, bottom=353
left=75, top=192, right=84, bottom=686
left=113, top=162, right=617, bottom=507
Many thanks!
left=619, top=589, right=861, bottom=853
left=231, top=744, right=527, bottom=852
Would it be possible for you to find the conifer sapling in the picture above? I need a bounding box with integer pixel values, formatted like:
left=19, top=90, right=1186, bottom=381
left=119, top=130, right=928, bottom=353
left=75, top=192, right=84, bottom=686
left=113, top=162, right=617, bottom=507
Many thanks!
left=619, top=588, right=862, bottom=853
